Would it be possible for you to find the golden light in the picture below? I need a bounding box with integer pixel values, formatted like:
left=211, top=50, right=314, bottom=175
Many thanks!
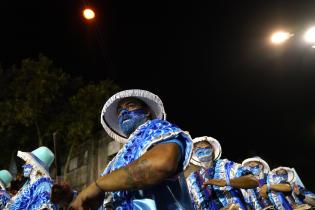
left=304, top=27, right=315, bottom=43
left=83, top=8, right=95, bottom=20
left=270, top=31, right=293, bottom=44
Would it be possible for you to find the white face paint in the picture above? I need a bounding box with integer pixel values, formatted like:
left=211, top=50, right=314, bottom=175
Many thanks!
left=22, top=164, right=33, bottom=177
left=191, top=146, right=214, bottom=168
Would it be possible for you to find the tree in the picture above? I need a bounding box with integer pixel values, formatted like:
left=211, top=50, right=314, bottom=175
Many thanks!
left=51, top=80, right=119, bottom=145
left=0, top=55, right=120, bottom=169
left=2, top=55, right=73, bottom=147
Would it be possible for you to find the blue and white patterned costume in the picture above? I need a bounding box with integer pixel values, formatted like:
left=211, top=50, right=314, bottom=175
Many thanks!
left=5, top=177, right=56, bottom=210
left=186, top=167, right=219, bottom=210
left=212, top=159, right=250, bottom=210
left=0, top=189, right=10, bottom=210
left=241, top=172, right=272, bottom=210
left=102, top=119, right=193, bottom=210
left=267, top=173, right=292, bottom=210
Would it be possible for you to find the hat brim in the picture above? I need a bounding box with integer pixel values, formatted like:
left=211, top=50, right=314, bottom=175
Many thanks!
left=17, top=151, right=50, bottom=177
left=0, top=180, right=6, bottom=189
left=242, top=157, right=270, bottom=173
left=101, top=89, right=166, bottom=143
left=190, top=136, right=222, bottom=166
left=272, top=166, right=295, bottom=183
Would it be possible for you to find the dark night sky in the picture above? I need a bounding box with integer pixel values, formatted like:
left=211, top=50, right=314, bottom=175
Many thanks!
left=1, top=1, right=315, bottom=189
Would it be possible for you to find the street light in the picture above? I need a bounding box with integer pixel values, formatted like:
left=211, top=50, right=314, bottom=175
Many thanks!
left=304, top=27, right=315, bottom=43
left=270, top=31, right=293, bottom=44
left=83, top=8, right=95, bottom=20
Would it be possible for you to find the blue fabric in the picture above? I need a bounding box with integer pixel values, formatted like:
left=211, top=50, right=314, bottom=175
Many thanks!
left=159, top=138, right=185, bottom=164
left=267, top=173, right=293, bottom=210
left=186, top=168, right=219, bottom=210
left=101, top=119, right=193, bottom=210
left=241, top=174, right=272, bottom=210
left=212, top=159, right=249, bottom=210
left=7, top=177, right=55, bottom=210
left=0, top=189, right=10, bottom=210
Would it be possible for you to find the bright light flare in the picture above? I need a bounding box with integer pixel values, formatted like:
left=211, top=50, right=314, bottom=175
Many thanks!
left=304, top=27, right=315, bottom=43
left=83, top=8, right=95, bottom=20
left=271, top=31, right=292, bottom=44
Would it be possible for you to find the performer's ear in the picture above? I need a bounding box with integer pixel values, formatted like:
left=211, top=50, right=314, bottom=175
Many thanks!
left=145, top=107, right=153, bottom=119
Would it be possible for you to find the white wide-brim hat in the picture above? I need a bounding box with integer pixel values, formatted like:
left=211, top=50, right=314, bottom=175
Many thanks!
left=101, top=89, right=166, bottom=144
left=17, top=146, right=54, bottom=177
left=242, top=156, right=270, bottom=173
left=190, top=136, right=222, bottom=166
left=272, top=166, right=295, bottom=183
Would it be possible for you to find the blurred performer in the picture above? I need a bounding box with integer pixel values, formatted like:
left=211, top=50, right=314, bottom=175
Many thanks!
left=293, top=183, right=315, bottom=208
left=0, top=170, right=12, bottom=210
left=184, top=136, right=222, bottom=210
left=70, top=89, right=194, bottom=210
left=5, top=146, right=56, bottom=210
left=265, top=167, right=314, bottom=210
left=260, top=167, right=295, bottom=210
left=241, top=157, right=273, bottom=210
left=201, top=141, right=259, bottom=210
left=51, top=182, right=77, bottom=210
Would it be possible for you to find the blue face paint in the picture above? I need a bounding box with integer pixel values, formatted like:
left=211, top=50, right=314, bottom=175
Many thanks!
left=249, top=165, right=262, bottom=176
left=193, top=147, right=213, bottom=162
left=22, top=164, right=33, bottom=177
left=118, top=109, right=149, bottom=136
left=276, top=173, right=288, bottom=181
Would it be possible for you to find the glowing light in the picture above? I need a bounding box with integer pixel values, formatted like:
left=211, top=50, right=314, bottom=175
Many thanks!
left=304, top=27, right=315, bottom=43
left=83, top=8, right=95, bottom=20
left=270, top=31, right=292, bottom=44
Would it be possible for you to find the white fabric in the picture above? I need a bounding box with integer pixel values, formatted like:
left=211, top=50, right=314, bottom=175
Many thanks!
left=101, top=89, right=166, bottom=143
left=17, top=151, right=50, bottom=177
left=0, top=181, right=5, bottom=190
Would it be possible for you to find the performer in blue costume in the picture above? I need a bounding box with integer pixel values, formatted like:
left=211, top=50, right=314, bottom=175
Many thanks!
left=260, top=167, right=295, bottom=210
left=292, top=181, right=315, bottom=208
left=203, top=153, right=259, bottom=209
left=264, top=167, right=314, bottom=210
left=0, top=170, right=12, bottom=210
left=184, top=136, right=222, bottom=210
left=70, top=89, right=194, bottom=210
left=5, top=146, right=56, bottom=210
left=241, top=157, right=273, bottom=210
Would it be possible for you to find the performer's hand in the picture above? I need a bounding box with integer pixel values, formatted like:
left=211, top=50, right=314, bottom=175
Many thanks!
left=259, top=184, right=268, bottom=199
left=293, top=184, right=300, bottom=195
left=69, top=182, right=104, bottom=210
left=203, top=179, right=226, bottom=187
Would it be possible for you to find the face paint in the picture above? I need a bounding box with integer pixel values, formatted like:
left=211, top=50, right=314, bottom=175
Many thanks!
left=192, top=147, right=213, bottom=168
left=249, top=165, right=262, bottom=176
left=276, top=173, right=288, bottom=181
left=22, top=164, right=33, bottom=177
left=118, top=109, right=149, bottom=136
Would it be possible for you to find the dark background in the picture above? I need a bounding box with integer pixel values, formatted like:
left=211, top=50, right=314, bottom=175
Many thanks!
left=1, top=0, right=315, bottom=189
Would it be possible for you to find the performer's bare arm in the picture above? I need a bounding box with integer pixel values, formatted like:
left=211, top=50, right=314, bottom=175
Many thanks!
left=203, top=174, right=259, bottom=189
left=70, top=143, right=181, bottom=209
left=259, top=183, right=291, bottom=199
left=269, top=183, right=291, bottom=192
